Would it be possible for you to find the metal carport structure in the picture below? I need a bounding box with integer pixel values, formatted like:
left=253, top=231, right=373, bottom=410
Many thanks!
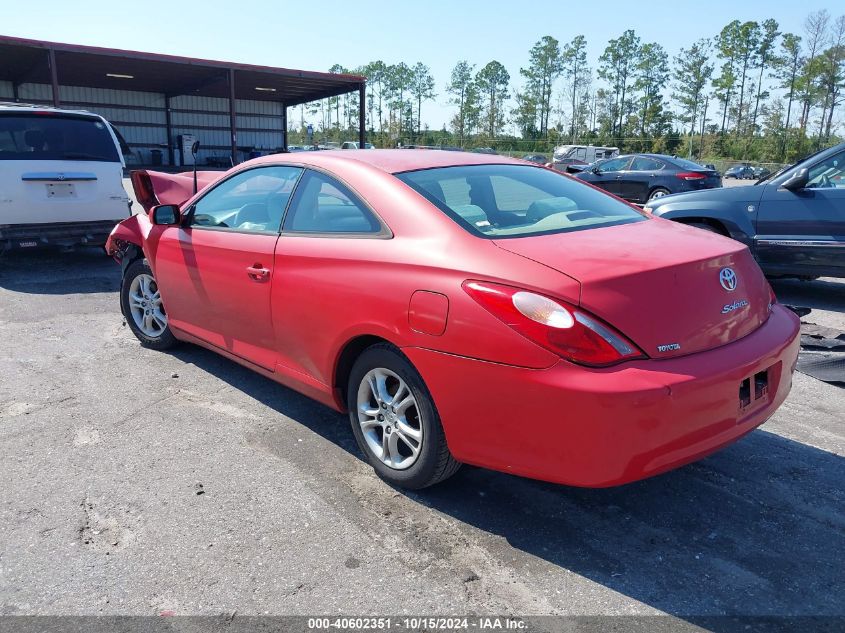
left=0, top=35, right=366, bottom=167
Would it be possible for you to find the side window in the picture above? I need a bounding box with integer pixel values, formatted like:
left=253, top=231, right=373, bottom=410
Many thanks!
left=189, top=166, right=302, bottom=233
left=575, top=147, right=587, bottom=161
left=283, top=170, right=382, bottom=234
left=807, top=150, right=845, bottom=188
left=599, top=157, right=630, bottom=172
left=630, top=157, right=664, bottom=171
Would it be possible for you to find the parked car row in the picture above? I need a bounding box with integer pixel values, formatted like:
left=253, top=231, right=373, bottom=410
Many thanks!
left=724, top=164, right=773, bottom=180
left=567, top=153, right=722, bottom=204
left=1, top=100, right=836, bottom=493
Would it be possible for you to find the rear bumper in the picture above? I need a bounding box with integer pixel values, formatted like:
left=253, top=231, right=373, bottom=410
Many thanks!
left=404, top=304, right=800, bottom=487
left=0, top=220, right=122, bottom=250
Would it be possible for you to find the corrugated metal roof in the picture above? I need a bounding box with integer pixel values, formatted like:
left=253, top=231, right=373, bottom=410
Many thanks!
left=0, top=34, right=364, bottom=106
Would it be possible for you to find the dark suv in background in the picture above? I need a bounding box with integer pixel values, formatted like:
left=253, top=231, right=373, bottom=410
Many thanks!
left=573, top=154, right=721, bottom=204
left=645, top=142, right=845, bottom=279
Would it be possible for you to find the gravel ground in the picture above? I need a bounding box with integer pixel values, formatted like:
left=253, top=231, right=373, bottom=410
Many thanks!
left=0, top=245, right=843, bottom=623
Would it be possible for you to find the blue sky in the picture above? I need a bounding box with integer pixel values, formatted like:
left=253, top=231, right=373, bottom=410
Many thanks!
left=1, top=0, right=837, bottom=129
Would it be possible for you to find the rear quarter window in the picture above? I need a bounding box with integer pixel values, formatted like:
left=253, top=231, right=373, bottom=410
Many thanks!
left=0, top=113, right=120, bottom=162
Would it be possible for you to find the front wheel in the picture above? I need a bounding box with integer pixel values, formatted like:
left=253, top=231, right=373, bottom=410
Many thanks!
left=347, top=344, right=460, bottom=489
left=120, top=258, right=177, bottom=350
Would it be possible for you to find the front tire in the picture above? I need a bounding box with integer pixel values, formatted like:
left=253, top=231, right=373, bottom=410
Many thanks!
left=120, top=258, right=177, bottom=350
left=347, top=344, right=460, bottom=489
left=687, top=221, right=722, bottom=235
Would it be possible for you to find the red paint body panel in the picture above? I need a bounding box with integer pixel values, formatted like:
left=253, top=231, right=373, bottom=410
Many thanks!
left=107, top=150, right=801, bottom=487
left=131, top=170, right=225, bottom=212
left=405, top=304, right=799, bottom=486
left=494, top=218, right=772, bottom=359
left=153, top=227, right=279, bottom=370
left=408, top=291, right=449, bottom=336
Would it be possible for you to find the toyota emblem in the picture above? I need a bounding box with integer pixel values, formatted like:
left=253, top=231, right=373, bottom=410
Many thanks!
left=719, top=267, right=738, bottom=291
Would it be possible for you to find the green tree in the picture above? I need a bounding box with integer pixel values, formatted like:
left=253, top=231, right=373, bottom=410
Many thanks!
left=818, top=15, right=845, bottom=144
left=475, top=61, right=510, bottom=138
left=409, top=62, right=435, bottom=138
left=598, top=29, right=641, bottom=139
left=562, top=35, right=589, bottom=141
left=328, top=64, right=349, bottom=131
left=386, top=62, right=413, bottom=139
left=521, top=36, right=564, bottom=137
left=732, top=21, right=761, bottom=138
left=773, top=33, right=803, bottom=158
left=748, top=19, right=780, bottom=149
left=512, top=90, right=539, bottom=139
left=446, top=61, right=477, bottom=144
left=634, top=42, right=669, bottom=142
left=673, top=39, right=714, bottom=155
left=714, top=20, right=741, bottom=135
left=362, top=61, right=388, bottom=136
left=797, top=10, right=830, bottom=150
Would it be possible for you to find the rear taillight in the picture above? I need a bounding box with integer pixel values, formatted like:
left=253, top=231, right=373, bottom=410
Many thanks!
left=676, top=172, right=707, bottom=180
left=462, top=281, right=647, bottom=367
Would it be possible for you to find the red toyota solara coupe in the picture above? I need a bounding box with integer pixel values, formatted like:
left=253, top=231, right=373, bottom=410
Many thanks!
left=106, top=150, right=800, bottom=489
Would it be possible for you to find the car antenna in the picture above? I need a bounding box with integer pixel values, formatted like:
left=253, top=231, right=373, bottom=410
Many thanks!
left=191, top=141, right=200, bottom=194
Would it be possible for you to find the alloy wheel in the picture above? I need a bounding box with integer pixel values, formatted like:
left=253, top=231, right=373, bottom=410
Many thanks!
left=127, top=273, right=167, bottom=337
left=356, top=368, right=423, bottom=470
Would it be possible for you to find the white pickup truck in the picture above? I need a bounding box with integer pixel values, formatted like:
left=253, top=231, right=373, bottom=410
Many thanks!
left=0, top=103, right=130, bottom=251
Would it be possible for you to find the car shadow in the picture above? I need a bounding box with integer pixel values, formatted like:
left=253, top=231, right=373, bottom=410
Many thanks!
left=0, top=248, right=119, bottom=294
left=171, top=344, right=844, bottom=623
left=771, top=277, right=845, bottom=315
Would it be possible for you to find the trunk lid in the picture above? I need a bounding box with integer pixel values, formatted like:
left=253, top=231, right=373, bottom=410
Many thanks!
left=493, top=218, right=771, bottom=359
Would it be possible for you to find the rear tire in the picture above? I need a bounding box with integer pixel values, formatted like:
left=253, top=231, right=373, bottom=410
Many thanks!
left=648, top=187, right=671, bottom=201
left=120, top=258, right=177, bottom=350
left=347, top=344, right=460, bottom=489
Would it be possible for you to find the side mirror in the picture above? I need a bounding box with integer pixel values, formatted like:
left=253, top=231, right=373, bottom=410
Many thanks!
left=782, top=167, right=809, bottom=191
left=592, top=166, right=602, bottom=175
left=150, top=204, right=181, bottom=226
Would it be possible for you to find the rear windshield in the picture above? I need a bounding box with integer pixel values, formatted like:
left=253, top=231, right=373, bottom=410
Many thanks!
left=0, top=113, right=120, bottom=162
left=671, top=157, right=711, bottom=171
left=396, top=164, right=645, bottom=238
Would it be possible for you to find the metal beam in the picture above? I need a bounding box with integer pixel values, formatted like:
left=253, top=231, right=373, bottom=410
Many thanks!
left=48, top=48, right=59, bottom=107
left=285, top=85, right=362, bottom=108
left=228, top=68, right=237, bottom=165
left=281, top=102, right=287, bottom=151
left=358, top=83, right=366, bottom=148
left=164, top=95, right=174, bottom=166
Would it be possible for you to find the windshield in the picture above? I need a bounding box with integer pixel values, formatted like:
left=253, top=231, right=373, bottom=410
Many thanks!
left=0, top=113, right=120, bottom=162
left=397, top=164, right=646, bottom=239
left=755, top=146, right=832, bottom=185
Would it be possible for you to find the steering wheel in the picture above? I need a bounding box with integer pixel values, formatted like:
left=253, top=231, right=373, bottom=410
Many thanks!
left=819, top=174, right=833, bottom=188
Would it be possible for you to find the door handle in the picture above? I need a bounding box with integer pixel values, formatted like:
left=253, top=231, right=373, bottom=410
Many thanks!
left=246, top=265, right=270, bottom=281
